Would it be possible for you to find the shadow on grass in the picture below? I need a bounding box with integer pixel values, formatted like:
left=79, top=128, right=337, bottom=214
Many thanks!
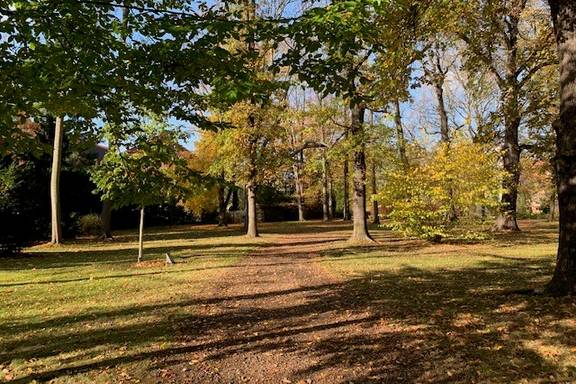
left=4, top=254, right=575, bottom=383
left=102, top=221, right=354, bottom=244
left=0, top=242, right=257, bottom=272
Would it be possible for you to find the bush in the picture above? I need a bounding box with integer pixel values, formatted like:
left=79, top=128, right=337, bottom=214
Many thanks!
left=77, top=214, right=103, bottom=237
left=0, top=163, right=35, bottom=255
left=378, top=140, right=504, bottom=241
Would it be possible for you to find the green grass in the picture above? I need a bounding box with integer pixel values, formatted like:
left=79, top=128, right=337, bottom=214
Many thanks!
left=1, top=220, right=574, bottom=383
left=321, top=220, right=576, bottom=382
left=0, top=224, right=253, bottom=383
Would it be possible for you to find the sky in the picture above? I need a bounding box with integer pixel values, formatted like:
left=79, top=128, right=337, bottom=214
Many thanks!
left=103, top=0, right=499, bottom=152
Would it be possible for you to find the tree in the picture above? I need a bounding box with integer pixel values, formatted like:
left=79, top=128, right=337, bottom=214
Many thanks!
left=209, top=102, right=288, bottom=237
left=458, top=0, right=556, bottom=231
left=91, top=118, right=186, bottom=262
left=546, top=0, right=576, bottom=295
left=4, top=1, right=251, bottom=243
left=379, top=139, right=504, bottom=241
left=180, top=131, right=236, bottom=226
left=422, top=43, right=455, bottom=144
left=280, top=0, right=432, bottom=242
left=4, top=1, right=136, bottom=243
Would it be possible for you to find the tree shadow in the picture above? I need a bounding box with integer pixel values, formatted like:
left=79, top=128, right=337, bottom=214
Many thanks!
left=4, top=253, right=575, bottom=382
left=2, top=219, right=570, bottom=383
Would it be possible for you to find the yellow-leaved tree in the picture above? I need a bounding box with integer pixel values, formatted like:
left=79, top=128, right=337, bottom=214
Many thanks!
left=378, top=139, right=505, bottom=241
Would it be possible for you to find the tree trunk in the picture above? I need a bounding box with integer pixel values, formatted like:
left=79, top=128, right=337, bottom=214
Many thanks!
left=231, top=188, right=240, bottom=211
left=137, top=206, right=145, bottom=263
left=246, top=183, right=259, bottom=238
left=546, top=0, right=576, bottom=295
left=343, top=160, right=350, bottom=220
left=242, top=186, right=248, bottom=233
left=434, top=79, right=450, bottom=143
left=494, top=116, right=521, bottom=231
left=493, top=7, right=523, bottom=232
left=293, top=152, right=305, bottom=222
left=321, top=150, right=330, bottom=221
left=371, top=161, right=380, bottom=225
left=217, top=184, right=227, bottom=227
left=50, top=116, right=64, bottom=244
left=349, top=103, right=373, bottom=243
left=394, top=98, right=409, bottom=169
left=327, top=167, right=334, bottom=220
left=549, top=191, right=557, bottom=222
left=100, top=200, right=113, bottom=239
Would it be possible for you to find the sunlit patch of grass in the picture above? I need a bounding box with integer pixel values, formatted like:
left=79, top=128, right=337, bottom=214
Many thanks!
left=0, top=224, right=252, bottom=383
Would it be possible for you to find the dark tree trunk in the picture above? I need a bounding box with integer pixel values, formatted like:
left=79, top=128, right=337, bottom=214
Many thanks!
left=546, top=0, right=576, bottom=295
left=394, top=98, right=409, bottom=169
left=549, top=191, right=557, bottom=222
left=343, top=160, right=351, bottom=220
left=493, top=6, right=523, bottom=232
left=349, top=103, right=373, bottom=242
left=434, top=80, right=450, bottom=143
left=242, top=186, right=248, bottom=233
left=100, top=200, right=113, bottom=239
left=428, top=50, right=451, bottom=144
left=371, top=161, right=380, bottom=225
left=231, top=188, right=240, bottom=211
left=494, top=116, right=521, bottom=231
left=217, top=185, right=226, bottom=226
left=217, top=184, right=231, bottom=227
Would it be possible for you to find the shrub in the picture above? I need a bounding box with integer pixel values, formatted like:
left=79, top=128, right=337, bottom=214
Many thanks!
left=77, top=214, right=103, bottom=237
left=0, top=164, right=33, bottom=255
left=378, top=139, right=504, bottom=241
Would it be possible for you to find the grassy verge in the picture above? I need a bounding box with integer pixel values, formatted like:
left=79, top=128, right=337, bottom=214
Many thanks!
left=0, top=224, right=250, bottom=383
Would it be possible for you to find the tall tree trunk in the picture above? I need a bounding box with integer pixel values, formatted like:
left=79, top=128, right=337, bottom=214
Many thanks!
left=494, top=115, right=521, bottom=231
left=246, top=182, right=259, bottom=238
left=217, top=184, right=227, bottom=227
left=100, top=200, right=113, bottom=239
left=327, top=167, right=334, bottom=219
left=549, top=191, right=557, bottom=222
left=434, top=81, right=458, bottom=221
left=293, top=152, right=305, bottom=222
left=321, top=150, right=330, bottom=221
left=394, top=98, right=409, bottom=169
left=231, top=188, right=239, bottom=211
left=242, top=186, right=248, bottom=233
left=243, top=0, right=258, bottom=238
left=137, top=206, right=145, bottom=263
left=546, top=0, right=576, bottom=295
left=434, top=79, right=450, bottom=143
left=494, top=6, right=523, bottom=232
left=343, top=160, right=350, bottom=220
left=349, top=103, right=373, bottom=242
left=371, top=161, right=380, bottom=225
left=50, top=116, right=64, bottom=244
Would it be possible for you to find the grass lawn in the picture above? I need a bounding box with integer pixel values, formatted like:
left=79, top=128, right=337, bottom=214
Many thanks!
left=0, top=224, right=254, bottom=383
left=0, top=219, right=575, bottom=383
left=321, top=220, right=576, bottom=382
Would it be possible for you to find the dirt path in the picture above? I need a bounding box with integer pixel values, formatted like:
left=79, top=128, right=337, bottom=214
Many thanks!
left=151, top=231, right=383, bottom=384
